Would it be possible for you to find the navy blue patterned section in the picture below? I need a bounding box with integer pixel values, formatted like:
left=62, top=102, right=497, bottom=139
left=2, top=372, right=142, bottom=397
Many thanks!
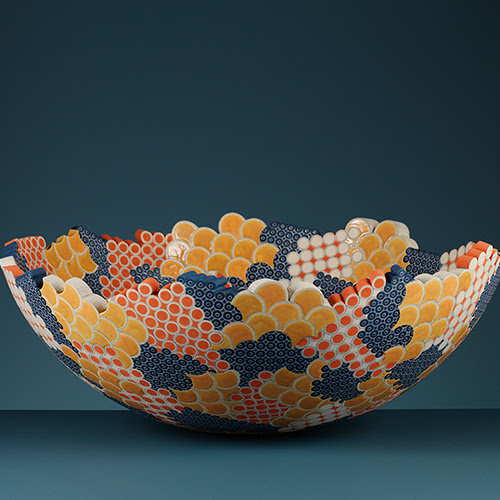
left=53, top=349, right=83, bottom=374
left=260, top=221, right=320, bottom=281
left=15, top=271, right=76, bottom=352
left=227, top=262, right=284, bottom=290
left=470, top=262, right=500, bottom=329
left=312, top=363, right=371, bottom=403
left=177, top=271, right=242, bottom=329
left=130, top=263, right=174, bottom=288
left=3, top=241, right=18, bottom=259
left=76, top=225, right=111, bottom=296
left=29, top=268, right=46, bottom=287
left=133, top=344, right=213, bottom=391
left=219, top=331, right=317, bottom=387
left=227, top=275, right=247, bottom=290
left=387, top=344, right=443, bottom=389
left=245, top=262, right=278, bottom=286
left=357, top=265, right=413, bottom=358
left=313, top=272, right=355, bottom=299
left=403, top=247, right=442, bottom=278
left=168, top=407, right=277, bottom=433
left=3, top=240, right=32, bottom=274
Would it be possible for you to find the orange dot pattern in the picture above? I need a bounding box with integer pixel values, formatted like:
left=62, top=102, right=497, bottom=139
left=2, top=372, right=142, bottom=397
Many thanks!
left=9, top=236, right=50, bottom=273
left=100, top=230, right=174, bottom=298
left=296, top=269, right=387, bottom=376
left=112, top=279, right=227, bottom=371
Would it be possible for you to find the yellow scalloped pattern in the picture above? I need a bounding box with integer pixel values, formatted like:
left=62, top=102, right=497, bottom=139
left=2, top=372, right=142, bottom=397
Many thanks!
left=43, top=229, right=97, bottom=281
left=159, top=213, right=278, bottom=282
left=214, top=281, right=337, bottom=349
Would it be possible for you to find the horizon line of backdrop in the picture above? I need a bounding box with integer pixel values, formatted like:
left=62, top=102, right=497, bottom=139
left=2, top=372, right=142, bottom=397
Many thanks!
left=0, top=0, right=499, bottom=410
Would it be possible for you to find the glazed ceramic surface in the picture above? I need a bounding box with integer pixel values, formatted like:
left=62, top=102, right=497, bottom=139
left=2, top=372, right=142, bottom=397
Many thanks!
left=1, top=214, right=498, bottom=433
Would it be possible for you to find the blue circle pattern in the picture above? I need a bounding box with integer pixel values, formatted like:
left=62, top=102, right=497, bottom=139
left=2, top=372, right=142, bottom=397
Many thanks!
left=3, top=240, right=30, bottom=273
left=403, top=247, right=442, bottom=278
left=357, top=265, right=414, bottom=358
left=52, top=349, right=84, bottom=375
left=29, top=267, right=46, bottom=287
left=227, top=262, right=284, bottom=290
left=76, top=226, right=111, bottom=296
left=219, top=331, right=317, bottom=387
left=245, top=262, right=279, bottom=286
left=313, top=272, right=356, bottom=299
left=469, top=264, right=500, bottom=329
left=387, top=344, right=443, bottom=389
left=312, top=363, right=371, bottom=403
left=227, top=275, right=247, bottom=290
left=132, top=344, right=214, bottom=392
left=167, top=407, right=277, bottom=433
left=260, top=221, right=320, bottom=281
left=177, top=271, right=243, bottom=329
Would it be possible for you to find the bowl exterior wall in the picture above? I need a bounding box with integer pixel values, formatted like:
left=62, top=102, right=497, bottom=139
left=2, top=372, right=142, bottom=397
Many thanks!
left=2, top=219, right=499, bottom=433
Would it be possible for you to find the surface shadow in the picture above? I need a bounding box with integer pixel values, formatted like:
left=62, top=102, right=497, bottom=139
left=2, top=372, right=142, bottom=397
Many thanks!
left=1, top=409, right=498, bottom=456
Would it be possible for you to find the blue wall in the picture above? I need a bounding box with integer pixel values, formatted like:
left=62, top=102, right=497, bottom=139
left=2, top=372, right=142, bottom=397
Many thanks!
left=1, top=1, right=499, bottom=410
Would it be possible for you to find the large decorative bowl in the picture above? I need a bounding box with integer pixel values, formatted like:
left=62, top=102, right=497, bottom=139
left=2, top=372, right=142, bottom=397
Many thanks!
left=2, top=214, right=498, bottom=433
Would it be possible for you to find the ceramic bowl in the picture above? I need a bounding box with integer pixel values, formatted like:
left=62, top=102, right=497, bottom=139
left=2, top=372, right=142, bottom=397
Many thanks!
left=2, top=214, right=498, bottom=433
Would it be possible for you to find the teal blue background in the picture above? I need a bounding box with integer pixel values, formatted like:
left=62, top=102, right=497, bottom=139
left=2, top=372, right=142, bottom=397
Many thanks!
left=0, top=0, right=499, bottom=411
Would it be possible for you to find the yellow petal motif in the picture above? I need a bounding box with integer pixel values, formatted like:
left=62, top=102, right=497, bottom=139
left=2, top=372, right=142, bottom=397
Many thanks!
left=221, top=323, right=256, bottom=347
left=231, top=292, right=265, bottom=320
left=283, top=320, right=315, bottom=347
left=291, top=288, right=323, bottom=316
left=253, top=282, right=288, bottom=310
left=269, top=301, right=302, bottom=329
left=246, top=313, right=279, bottom=339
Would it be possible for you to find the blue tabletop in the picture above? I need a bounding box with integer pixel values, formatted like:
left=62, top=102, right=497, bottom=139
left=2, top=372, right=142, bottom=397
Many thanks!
left=1, top=409, right=498, bottom=499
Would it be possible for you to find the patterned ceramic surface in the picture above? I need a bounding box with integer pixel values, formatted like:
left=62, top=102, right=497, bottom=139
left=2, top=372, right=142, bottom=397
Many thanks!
left=2, top=214, right=498, bottom=433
